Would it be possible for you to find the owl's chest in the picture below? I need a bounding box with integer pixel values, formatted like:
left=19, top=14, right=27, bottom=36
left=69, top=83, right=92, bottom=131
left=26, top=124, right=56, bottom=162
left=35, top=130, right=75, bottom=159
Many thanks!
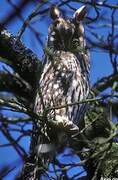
left=42, top=51, right=82, bottom=78
left=39, top=52, right=87, bottom=106
left=34, top=52, right=89, bottom=124
left=40, top=52, right=82, bottom=91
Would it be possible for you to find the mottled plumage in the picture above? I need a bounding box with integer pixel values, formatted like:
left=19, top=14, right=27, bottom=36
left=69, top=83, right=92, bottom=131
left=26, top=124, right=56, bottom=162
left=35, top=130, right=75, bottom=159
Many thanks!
left=34, top=5, right=90, bottom=158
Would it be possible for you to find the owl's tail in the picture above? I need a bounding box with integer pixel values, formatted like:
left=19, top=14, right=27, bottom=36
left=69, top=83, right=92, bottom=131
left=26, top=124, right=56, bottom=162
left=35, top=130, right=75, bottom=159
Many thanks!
left=36, top=136, right=56, bottom=163
left=35, top=127, right=58, bottom=166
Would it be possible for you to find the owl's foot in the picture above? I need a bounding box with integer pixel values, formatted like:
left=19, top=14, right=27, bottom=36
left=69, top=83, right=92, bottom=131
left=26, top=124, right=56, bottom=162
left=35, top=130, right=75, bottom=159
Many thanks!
left=63, top=119, right=80, bottom=137
left=48, top=115, right=79, bottom=137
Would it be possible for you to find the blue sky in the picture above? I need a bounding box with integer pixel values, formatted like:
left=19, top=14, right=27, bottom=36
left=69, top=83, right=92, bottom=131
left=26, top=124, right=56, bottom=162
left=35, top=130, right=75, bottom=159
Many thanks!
left=0, top=0, right=116, bottom=179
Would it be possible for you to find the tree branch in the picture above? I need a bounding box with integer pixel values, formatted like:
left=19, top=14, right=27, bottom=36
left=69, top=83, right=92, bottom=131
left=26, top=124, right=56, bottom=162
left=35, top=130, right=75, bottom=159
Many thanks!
left=0, top=26, right=42, bottom=89
left=93, top=73, right=118, bottom=95
left=0, top=71, right=32, bottom=101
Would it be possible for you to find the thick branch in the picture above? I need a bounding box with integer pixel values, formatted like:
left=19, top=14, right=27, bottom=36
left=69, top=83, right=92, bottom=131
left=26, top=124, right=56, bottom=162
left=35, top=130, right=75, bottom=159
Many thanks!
left=0, top=71, right=32, bottom=101
left=0, top=26, right=42, bottom=89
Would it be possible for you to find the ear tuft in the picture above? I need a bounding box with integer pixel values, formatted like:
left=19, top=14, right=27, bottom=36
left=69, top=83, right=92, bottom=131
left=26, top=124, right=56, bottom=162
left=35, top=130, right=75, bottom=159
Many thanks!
left=73, top=6, right=87, bottom=22
left=50, top=5, right=61, bottom=20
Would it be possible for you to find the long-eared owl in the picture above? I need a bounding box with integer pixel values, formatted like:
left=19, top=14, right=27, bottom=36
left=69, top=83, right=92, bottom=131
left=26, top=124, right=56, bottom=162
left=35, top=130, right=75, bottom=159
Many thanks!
left=34, top=5, right=90, bottom=156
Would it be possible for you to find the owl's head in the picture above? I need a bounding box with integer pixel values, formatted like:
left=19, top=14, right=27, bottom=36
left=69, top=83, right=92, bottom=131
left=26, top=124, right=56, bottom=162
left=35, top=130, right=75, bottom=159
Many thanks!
left=48, top=5, right=87, bottom=51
